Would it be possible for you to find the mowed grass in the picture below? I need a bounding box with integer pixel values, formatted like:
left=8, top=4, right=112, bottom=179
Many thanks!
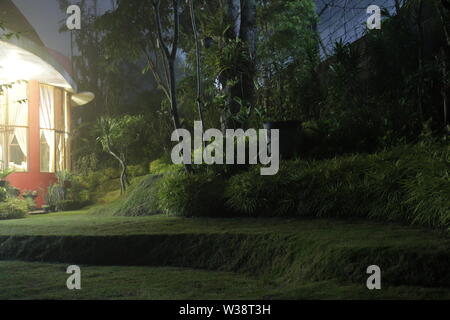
left=1, top=261, right=449, bottom=300
left=1, top=211, right=450, bottom=299
left=0, top=210, right=448, bottom=250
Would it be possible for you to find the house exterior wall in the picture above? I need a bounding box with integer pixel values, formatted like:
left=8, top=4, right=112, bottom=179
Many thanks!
left=6, top=81, right=71, bottom=208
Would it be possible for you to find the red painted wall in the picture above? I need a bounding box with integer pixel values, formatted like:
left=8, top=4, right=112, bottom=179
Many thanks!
left=7, top=173, right=56, bottom=207
left=6, top=81, right=57, bottom=208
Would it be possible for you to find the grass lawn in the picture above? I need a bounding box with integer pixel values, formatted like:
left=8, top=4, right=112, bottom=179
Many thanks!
left=0, top=210, right=447, bottom=243
left=0, top=210, right=449, bottom=300
left=1, top=261, right=449, bottom=300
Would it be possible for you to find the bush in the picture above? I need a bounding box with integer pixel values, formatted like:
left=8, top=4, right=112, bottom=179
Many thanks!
left=149, top=158, right=178, bottom=175
left=45, top=171, right=95, bottom=212
left=0, top=187, right=8, bottom=202
left=113, top=175, right=162, bottom=216
left=45, top=184, right=65, bottom=211
left=226, top=142, right=450, bottom=229
left=128, top=164, right=149, bottom=177
left=66, top=175, right=91, bottom=203
left=6, top=185, right=20, bottom=198
left=55, top=200, right=89, bottom=212
left=0, top=198, right=28, bottom=220
left=157, top=170, right=229, bottom=217
left=80, top=168, right=121, bottom=193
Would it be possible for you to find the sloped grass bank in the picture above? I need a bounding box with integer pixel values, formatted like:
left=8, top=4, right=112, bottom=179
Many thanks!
left=1, top=228, right=449, bottom=288
left=113, top=143, right=450, bottom=231
left=1, top=261, right=449, bottom=300
left=226, top=143, right=450, bottom=229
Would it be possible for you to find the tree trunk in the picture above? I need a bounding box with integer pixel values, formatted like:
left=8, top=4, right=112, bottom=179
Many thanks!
left=239, top=0, right=257, bottom=106
left=189, top=0, right=206, bottom=131
left=220, top=0, right=257, bottom=131
left=416, top=0, right=425, bottom=120
left=439, top=49, right=449, bottom=128
left=225, top=0, right=241, bottom=39
left=108, top=149, right=127, bottom=194
left=153, top=0, right=192, bottom=173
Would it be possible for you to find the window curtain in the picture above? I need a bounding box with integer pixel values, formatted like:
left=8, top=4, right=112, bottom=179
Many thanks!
left=56, top=133, right=65, bottom=171
left=0, top=92, right=5, bottom=125
left=39, top=85, right=55, bottom=172
left=64, top=92, right=70, bottom=133
left=65, top=132, right=70, bottom=170
left=8, top=83, right=28, bottom=164
left=0, top=133, right=4, bottom=169
left=0, top=94, right=6, bottom=167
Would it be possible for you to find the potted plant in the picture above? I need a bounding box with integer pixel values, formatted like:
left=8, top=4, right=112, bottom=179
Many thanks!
left=0, top=168, right=14, bottom=187
left=23, top=190, right=38, bottom=211
left=23, top=189, right=38, bottom=201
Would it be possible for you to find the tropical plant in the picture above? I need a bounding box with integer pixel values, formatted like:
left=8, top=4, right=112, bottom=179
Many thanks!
left=97, top=115, right=146, bottom=193
left=45, top=184, right=66, bottom=212
left=0, top=168, right=14, bottom=180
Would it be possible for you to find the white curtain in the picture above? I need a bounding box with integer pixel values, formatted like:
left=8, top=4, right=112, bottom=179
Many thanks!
left=64, top=92, right=70, bottom=133
left=56, top=133, right=64, bottom=171
left=0, top=93, right=6, bottom=167
left=0, top=91, right=5, bottom=125
left=39, top=85, right=55, bottom=172
left=8, top=83, right=28, bottom=168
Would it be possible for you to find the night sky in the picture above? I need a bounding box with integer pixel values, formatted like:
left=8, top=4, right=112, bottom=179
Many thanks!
left=10, top=0, right=397, bottom=59
left=12, top=0, right=112, bottom=57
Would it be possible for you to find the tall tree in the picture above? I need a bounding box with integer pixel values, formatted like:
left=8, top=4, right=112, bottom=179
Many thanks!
left=219, top=0, right=257, bottom=130
left=151, top=0, right=183, bottom=135
left=188, top=0, right=205, bottom=130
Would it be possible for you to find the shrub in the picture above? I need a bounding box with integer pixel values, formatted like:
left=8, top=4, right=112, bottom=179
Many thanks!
left=0, top=198, right=28, bottom=220
left=0, top=187, right=8, bottom=202
left=65, top=175, right=91, bottom=203
left=80, top=168, right=121, bottom=192
left=226, top=142, right=450, bottom=229
left=24, top=197, right=37, bottom=211
left=128, top=164, right=149, bottom=177
left=157, top=170, right=229, bottom=217
left=6, top=185, right=20, bottom=198
left=113, top=175, right=162, bottom=216
left=45, top=184, right=65, bottom=211
left=149, top=158, right=178, bottom=175
left=22, top=190, right=38, bottom=211
left=56, top=200, right=88, bottom=212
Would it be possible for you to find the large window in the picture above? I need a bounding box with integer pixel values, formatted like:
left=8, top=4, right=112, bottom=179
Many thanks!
left=0, top=81, right=29, bottom=172
left=40, top=85, right=70, bottom=173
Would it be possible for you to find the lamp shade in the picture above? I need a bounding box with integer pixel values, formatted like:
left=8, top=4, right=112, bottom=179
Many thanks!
left=71, top=91, right=95, bottom=107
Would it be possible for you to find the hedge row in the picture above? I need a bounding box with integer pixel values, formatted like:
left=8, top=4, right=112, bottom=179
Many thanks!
left=114, top=142, right=449, bottom=230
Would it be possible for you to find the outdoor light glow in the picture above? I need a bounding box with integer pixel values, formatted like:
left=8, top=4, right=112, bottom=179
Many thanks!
left=0, top=53, right=44, bottom=81
left=0, top=40, right=76, bottom=91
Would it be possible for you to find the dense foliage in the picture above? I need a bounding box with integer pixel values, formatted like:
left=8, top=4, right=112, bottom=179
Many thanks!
left=53, top=1, right=450, bottom=231
left=226, top=142, right=449, bottom=229
left=0, top=198, right=28, bottom=220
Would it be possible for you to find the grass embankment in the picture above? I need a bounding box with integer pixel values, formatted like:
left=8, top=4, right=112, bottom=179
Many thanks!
left=0, top=210, right=449, bottom=293
left=92, top=143, right=450, bottom=231
left=1, top=261, right=449, bottom=300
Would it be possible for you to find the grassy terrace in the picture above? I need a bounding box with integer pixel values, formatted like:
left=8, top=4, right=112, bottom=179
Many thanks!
left=0, top=210, right=449, bottom=299
left=0, top=210, right=447, bottom=241
left=2, top=261, right=450, bottom=300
